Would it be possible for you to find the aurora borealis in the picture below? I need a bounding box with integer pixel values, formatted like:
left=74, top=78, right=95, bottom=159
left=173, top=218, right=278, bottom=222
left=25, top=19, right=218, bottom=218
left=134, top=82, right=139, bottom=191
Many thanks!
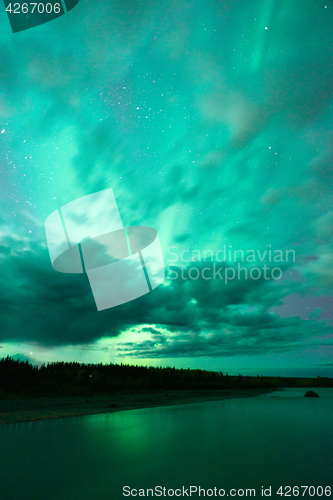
left=0, top=0, right=333, bottom=376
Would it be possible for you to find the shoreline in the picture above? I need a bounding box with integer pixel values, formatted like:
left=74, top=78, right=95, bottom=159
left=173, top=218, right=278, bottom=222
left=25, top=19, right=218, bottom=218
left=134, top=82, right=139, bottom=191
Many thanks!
left=0, top=388, right=273, bottom=425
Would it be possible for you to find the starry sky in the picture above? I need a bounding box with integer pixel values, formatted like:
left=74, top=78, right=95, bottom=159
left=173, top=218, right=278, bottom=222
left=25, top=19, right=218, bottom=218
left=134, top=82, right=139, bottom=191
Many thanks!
left=0, top=0, right=333, bottom=376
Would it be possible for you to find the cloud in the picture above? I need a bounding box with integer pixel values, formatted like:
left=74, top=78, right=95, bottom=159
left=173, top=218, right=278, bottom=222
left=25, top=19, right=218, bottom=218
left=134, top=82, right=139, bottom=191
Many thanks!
left=115, top=316, right=331, bottom=359
left=0, top=237, right=331, bottom=359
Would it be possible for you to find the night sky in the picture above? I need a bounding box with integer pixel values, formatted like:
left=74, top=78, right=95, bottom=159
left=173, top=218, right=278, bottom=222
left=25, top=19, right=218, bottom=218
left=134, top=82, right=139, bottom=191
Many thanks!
left=1, top=0, right=333, bottom=377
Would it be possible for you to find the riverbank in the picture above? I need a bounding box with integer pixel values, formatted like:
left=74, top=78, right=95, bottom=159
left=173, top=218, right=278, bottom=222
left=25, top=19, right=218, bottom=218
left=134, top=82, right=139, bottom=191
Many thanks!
left=0, top=388, right=273, bottom=425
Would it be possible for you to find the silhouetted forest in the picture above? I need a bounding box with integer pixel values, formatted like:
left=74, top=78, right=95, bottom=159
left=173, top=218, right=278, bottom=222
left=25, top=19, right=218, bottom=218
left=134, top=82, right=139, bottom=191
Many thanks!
left=0, top=356, right=332, bottom=398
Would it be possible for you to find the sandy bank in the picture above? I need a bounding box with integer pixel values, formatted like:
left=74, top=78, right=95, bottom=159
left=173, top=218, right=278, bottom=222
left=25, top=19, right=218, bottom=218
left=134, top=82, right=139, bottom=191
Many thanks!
left=0, top=388, right=273, bottom=425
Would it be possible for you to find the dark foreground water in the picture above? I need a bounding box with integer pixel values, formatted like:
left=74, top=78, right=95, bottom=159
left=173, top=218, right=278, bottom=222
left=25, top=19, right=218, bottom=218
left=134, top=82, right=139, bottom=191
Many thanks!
left=0, top=389, right=332, bottom=500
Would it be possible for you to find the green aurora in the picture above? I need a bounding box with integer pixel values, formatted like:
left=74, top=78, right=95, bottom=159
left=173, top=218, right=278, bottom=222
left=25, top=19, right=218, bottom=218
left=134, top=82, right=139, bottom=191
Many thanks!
left=0, top=0, right=333, bottom=376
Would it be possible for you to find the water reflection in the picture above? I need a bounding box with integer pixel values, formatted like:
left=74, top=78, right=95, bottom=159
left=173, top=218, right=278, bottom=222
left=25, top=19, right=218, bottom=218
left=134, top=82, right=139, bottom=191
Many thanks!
left=0, top=389, right=332, bottom=500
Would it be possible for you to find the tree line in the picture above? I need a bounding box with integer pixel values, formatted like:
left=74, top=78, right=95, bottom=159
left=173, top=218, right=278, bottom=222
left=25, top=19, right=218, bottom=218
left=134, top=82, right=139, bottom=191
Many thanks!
left=0, top=356, right=332, bottom=398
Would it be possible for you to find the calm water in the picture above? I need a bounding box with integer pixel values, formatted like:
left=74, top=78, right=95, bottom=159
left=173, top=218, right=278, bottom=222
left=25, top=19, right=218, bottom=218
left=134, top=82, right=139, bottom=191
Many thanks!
left=0, top=389, right=332, bottom=500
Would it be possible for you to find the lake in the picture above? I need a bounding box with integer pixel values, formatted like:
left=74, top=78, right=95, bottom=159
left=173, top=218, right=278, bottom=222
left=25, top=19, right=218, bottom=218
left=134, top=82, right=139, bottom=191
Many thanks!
left=0, top=388, right=332, bottom=499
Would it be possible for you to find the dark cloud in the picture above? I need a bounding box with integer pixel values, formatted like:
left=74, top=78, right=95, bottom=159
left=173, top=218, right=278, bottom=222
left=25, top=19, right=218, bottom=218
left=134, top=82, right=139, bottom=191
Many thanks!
left=0, top=237, right=330, bottom=359
left=116, top=316, right=329, bottom=359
